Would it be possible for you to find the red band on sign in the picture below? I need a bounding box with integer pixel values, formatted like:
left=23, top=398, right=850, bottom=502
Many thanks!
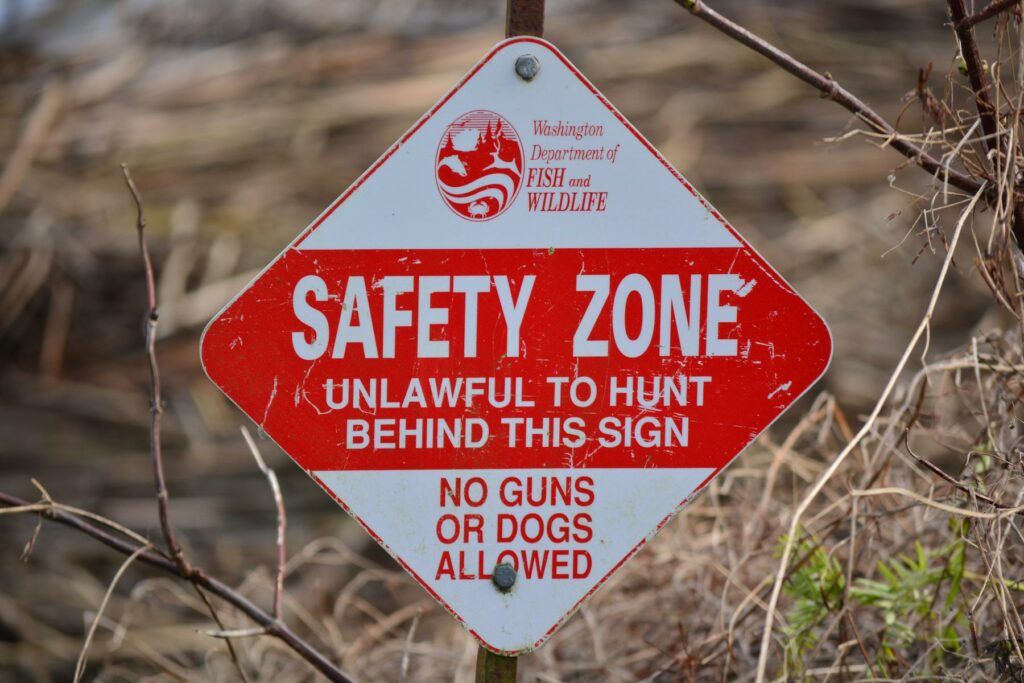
left=202, top=246, right=829, bottom=471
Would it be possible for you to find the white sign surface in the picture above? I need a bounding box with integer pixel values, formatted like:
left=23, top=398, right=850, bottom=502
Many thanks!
left=202, top=37, right=832, bottom=653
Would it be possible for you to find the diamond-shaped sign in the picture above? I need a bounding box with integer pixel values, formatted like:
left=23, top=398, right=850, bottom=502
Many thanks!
left=201, top=37, right=831, bottom=654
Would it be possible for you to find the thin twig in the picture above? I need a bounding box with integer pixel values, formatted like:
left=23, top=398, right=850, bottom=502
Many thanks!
left=202, top=626, right=269, bottom=639
left=191, top=584, right=252, bottom=683
left=844, top=611, right=878, bottom=680
left=0, top=490, right=354, bottom=683
left=241, top=426, right=287, bottom=621
left=400, top=608, right=422, bottom=683
left=958, top=0, right=1022, bottom=29
left=28, top=478, right=161, bottom=551
left=121, top=164, right=188, bottom=575
left=903, top=441, right=1006, bottom=508
left=673, top=0, right=984, bottom=197
left=850, top=487, right=1024, bottom=519
left=73, top=544, right=150, bottom=683
left=0, top=503, right=49, bottom=515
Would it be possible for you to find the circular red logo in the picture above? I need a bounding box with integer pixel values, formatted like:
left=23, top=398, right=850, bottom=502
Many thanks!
left=435, top=110, right=524, bottom=221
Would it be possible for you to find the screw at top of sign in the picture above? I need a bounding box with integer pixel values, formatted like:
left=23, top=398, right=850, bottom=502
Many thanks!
left=492, top=563, right=517, bottom=592
left=515, top=54, right=540, bottom=82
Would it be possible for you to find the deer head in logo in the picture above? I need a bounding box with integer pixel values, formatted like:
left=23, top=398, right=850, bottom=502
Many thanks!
left=483, top=139, right=521, bottom=176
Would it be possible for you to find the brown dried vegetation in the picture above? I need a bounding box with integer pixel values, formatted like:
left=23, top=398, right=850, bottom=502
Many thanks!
left=2, top=0, right=1024, bottom=680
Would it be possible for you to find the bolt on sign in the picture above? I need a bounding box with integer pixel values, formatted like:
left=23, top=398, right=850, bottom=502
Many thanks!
left=202, top=37, right=831, bottom=654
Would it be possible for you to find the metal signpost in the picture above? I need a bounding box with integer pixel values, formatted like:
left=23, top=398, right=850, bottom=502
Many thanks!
left=201, top=1, right=830, bottom=679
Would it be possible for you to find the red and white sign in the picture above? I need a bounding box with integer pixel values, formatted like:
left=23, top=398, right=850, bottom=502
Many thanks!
left=202, top=37, right=831, bottom=654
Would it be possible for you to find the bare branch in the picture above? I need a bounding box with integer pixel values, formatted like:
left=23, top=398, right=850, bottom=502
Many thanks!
left=121, top=164, right=189, bottom=574
left=0, top=490, right=354, bottom=683
left=946, top=0, right=1024, bottom=247
left=112, top=167, right=324, bottom=680
left=672, top=0, right=983, bottom=197
left=241, top=426, right=287, bottom=621
left=949, top=0, right=1000, bottom=153
left=958, top=0, right=1021, bottom=29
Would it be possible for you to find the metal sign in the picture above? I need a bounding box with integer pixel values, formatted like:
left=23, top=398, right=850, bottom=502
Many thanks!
left=201, top=37, right=831, bottom=654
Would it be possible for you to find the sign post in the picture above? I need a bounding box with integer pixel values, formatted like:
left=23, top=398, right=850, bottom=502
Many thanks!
left=201, top=2, right=830, bottom=678
left=476, top=2, right=546, bottom=675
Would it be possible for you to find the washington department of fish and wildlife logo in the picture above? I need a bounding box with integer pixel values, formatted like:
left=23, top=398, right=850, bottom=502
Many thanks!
left=435, top=110, right=524, bottom=221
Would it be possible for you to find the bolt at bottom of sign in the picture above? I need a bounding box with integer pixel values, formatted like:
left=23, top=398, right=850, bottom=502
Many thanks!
left=492, top=562, right=517, bottom=592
